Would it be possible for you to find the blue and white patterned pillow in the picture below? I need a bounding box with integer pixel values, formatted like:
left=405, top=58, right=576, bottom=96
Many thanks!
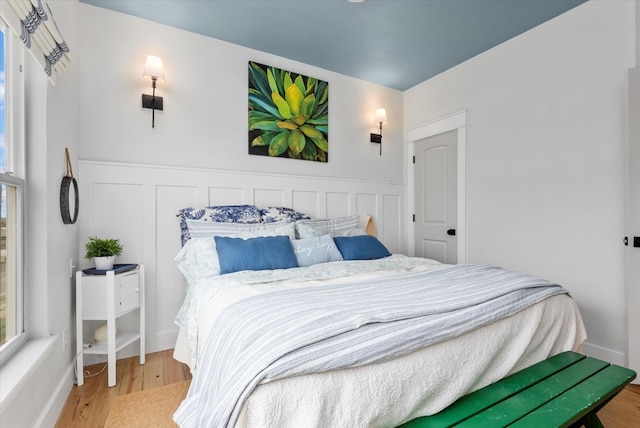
left=176, top=205, right=262, bottom=246
left=260, top=207, right=311, bottom=223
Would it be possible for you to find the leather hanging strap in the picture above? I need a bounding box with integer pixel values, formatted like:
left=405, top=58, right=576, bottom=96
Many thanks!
left=65, top=147, right=74, bottom=177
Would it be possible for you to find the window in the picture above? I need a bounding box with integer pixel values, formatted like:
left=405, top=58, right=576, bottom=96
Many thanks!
left=0, top=19, right=25, bottom=365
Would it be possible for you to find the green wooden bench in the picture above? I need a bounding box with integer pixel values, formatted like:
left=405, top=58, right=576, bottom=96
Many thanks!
left=400, top=351, right=636, bottom=428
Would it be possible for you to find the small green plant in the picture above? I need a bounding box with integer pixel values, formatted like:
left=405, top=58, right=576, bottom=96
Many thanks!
left=84, top=237, right=123, bottom=259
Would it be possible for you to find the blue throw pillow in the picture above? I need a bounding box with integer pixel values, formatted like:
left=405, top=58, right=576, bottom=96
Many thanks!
left=214, top=235, right=298, bottom=274
left=333, top=235, right=391, bottom=260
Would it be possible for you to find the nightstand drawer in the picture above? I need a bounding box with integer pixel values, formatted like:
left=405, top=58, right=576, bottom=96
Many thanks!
left=80, top=269, right=140, bottom=319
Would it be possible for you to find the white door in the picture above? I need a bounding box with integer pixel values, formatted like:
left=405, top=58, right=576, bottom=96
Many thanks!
left=414, top=130, right=457, bottom=263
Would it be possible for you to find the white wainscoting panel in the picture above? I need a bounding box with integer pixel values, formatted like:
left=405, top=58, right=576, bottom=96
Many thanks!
left=383, top=193, right=402, bottom=252
left=326, top=192, right=350, bottom=218
left=78, top=161, right=405, bottom=355
left=209, top=187, right=246, bottom=205
left=292, top=190, right=321, bottom=218
left=356, top=193, right=378, bottom=224
left=253, top=189, right=286, bottom=208
left=156, top=185, right=197, bottom=336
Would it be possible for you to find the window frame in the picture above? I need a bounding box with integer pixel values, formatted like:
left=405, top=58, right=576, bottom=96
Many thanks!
left=0, top=19, right=26, bottom=366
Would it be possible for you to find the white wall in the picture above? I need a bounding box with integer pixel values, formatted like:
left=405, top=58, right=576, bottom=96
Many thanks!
left=77, top=4, right=404, bottom=185
left=0, top=1, right=80, bottom=426
left=404, top=0, right=635, bottom=363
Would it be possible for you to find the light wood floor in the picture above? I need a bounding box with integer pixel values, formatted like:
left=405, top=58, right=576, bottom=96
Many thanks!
left=56, top=350, right=640, bottom=427
left=55, top=349, right=191, bottom=427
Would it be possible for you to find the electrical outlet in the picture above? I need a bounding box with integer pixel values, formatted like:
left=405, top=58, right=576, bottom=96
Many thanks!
left=62, top=328, right=69, bottom=351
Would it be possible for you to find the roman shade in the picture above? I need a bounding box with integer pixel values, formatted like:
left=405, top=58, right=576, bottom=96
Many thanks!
left=0, top=0, right=72, bottom=85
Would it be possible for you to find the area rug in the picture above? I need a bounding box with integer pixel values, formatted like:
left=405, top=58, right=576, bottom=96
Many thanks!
left=105, top=381, right=190, bottom=427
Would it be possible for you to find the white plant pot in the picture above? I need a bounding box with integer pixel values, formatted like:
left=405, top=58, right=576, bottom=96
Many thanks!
left=94, top=256, right=115, bottom=270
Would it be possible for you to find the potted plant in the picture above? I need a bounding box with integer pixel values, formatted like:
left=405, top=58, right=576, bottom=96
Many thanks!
left=84, top=236, right=123, bottom=270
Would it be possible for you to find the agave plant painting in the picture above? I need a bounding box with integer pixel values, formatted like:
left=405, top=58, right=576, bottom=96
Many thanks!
left=248, top=62, right=329, bottom=162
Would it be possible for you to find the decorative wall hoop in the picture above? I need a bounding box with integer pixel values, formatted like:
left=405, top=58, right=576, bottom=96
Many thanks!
left=60, top=148, right=79, bottom=224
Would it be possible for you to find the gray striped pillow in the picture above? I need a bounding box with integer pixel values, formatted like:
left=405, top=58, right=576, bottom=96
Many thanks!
left=295, top=215, right=360, bottom=239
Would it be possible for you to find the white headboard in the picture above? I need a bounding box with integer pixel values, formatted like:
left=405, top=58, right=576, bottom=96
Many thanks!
left=78, top=160, right=405, bottom=355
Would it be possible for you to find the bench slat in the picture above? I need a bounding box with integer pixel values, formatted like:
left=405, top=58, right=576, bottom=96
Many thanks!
left=399, top=351, right=585, bottom=428
left=509, top=364, right=637, bottom=428
left=455, top=357, right=609, bottom=427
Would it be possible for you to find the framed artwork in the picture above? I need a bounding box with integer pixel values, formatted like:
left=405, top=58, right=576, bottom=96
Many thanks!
left=248, top=61, right=328, bottom=162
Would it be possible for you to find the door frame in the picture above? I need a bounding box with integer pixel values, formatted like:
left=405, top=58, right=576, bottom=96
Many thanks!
left=407, top=110, right=466, bottom=263
left=624, top=67, right=639, bottom=379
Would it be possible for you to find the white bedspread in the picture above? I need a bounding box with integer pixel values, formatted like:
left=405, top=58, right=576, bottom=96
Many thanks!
left=173, top=256, right=586, bottom=427
left=234, top=294, right=585, bottom=427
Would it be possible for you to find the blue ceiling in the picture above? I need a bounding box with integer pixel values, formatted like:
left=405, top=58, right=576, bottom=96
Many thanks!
left=80, top=0, right=587, bottom=91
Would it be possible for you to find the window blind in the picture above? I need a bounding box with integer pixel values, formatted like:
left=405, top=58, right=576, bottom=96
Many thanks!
left=0, top=0, right=72, bottom=85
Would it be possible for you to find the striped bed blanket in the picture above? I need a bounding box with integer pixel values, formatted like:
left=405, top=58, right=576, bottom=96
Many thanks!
left=173, top=264, right=568, bottom=428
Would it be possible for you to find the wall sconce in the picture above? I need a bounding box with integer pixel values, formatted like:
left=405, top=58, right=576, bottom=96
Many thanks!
left=370, top=108, right=387, bottom=155
left=142, top=55, right=165, bottom=128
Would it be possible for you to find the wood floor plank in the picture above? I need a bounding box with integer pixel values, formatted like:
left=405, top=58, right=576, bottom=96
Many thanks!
left=83, top=363, right=117, bottom=427
left=73, top=362, right=109, bottom=424
left=142, top=349, right=165, bottom=389
left=164, top=349, right=191, bottom=384
left=117, top=355, right=144, bottom=395
left=598, top=383, right=640, bottom=427
left=182, top=360, right=193, bottom=381
left=74, top=367, right=102, bottom=425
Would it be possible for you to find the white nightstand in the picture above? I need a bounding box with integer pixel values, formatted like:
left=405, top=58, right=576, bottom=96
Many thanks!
left=75, top=264, right=145, bottom=387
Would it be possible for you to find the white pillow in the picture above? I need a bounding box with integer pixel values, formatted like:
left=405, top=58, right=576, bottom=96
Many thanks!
left=295, top=215, right=361, bottom=239
left=290, top=235, right=343, bottom=267
left=174, top=237, right=220, bottom=284
left=186, top=219, right=296, bottom=240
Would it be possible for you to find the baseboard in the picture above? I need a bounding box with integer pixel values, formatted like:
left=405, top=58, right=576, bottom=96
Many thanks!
left=582, top=342, right=626, bottom=367
left=36, top=363, right=75, bottom=428
left=154, top=330, right=179, bottom=353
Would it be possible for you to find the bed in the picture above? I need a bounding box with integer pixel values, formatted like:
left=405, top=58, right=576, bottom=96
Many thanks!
left=171, top=205, right=586, bottom=428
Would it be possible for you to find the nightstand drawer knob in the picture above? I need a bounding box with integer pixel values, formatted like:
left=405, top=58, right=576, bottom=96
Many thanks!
left=135, top=288, right=140, bottom=293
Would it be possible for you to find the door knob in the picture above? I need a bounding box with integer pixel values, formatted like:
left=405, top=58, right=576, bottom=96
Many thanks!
left=447, top=229, right=456, bottom=236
